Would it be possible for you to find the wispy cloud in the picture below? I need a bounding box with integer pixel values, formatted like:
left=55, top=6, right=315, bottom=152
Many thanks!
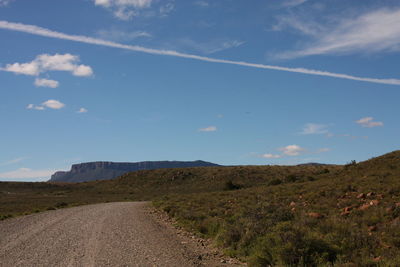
left=94, top=0, right=153, bottom=20
left=300, top=123, right=330, bottom=135
left=272, top=15, right=322, bottom=36
left=279, top=144, right=305, bottom=156
left=0, top=157, right=25, bottom=166
left=198, top=126, right=217, bottom=132
left=77, top=107, right=88, bottom=113
left=317, top=148, right=330, bottom=153
left=95, top=29, right=151, bottom=42
left=26, top=104, right=44, bottom=110
left=34, top=78, right=59, bottom=88
left=262, top=144, right=330, bottom=159
left=326, top=133, right=369, bottom=140
left=194, top=1, right=209, bottom=7
left=277, top=8, right=400, bottom=59
left=282, top=0, right=308, bottom=8
left=356, top=117, right=383, bottom=128
left=262, top=153, right=282, bottom=159
left=27, top=99, right=65, bottom=111
left=0, top=21, right=400, bottom=85
left=0, top=0, right=14, bottom=7
left=0, top=168, right=55, bottom=181
left=176, top=38, right=244, bottom=54
left=159, top=2, right=174, bottom=17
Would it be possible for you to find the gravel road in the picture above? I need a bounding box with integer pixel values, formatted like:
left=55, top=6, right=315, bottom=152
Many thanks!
left=0, top=202, right=233, bottom=267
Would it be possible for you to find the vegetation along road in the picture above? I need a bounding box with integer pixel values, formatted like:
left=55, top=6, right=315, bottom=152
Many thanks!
left=0, top=202, right=236, bottom=267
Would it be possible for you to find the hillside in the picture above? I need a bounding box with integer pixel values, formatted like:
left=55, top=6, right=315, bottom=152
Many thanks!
left=1, top=164, right=339, bottom=218
left=49, top=160, right=220, bottom=182
left=1, top=150, right=400, bottom=265
left=156, top=150, right=400, bottom=266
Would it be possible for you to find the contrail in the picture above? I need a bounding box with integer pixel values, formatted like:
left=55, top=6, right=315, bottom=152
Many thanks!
left=1, top=20, right=399, bottom=86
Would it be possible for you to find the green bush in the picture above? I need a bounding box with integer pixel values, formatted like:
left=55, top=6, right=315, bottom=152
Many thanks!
left=255, top=223, right=337, bottom=266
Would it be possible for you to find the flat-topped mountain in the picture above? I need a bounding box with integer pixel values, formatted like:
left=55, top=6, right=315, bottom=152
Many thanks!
left=49, top=160, right=220, bottom=182
left=297, top=162, right=331, bottom=166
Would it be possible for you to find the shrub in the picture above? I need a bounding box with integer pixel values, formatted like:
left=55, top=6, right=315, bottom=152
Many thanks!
left=307, top=176, right=316, bottom=181
left=345, top=160, right=357, bottom=168
left=0, top=214, right=13, bottom=220
left=224, top=180, right=243, bottom=191
left=257, top=224, right=337, bottom=266
left=321, top=168, right=330, bottom=174
left=268, top=178, right=282, bottom=186
left=55, top=202, right=68, bottom=208
left=285, top=174, right=299, bottom=183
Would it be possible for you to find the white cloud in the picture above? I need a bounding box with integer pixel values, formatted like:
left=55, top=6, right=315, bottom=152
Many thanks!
left=27, top=100, right=65, bottom=110
left=262, top=153, right=282, bottom=159
left=37, top=54, right=93, bottom=76
left=199, top=126, right=217, bottom=132
left=2, top=53, right=93, bottom=77
left=0, top=168, right=55, bottom=181
left=72, top=65, right=93, bottom=76
left=34, top=78, right=59, bottom=88
left=96, top=29, right=151, bottom=42
left=300, top=123, right=329, bottom=135
left=94, top=0, right=152, bottom=8
left=3, top=61, right=40, bottom=75
left=279, top=145, right=305, bottom=156
left=42, top=99, right=65, bottom=110
left=277, top=8, right=400, bottom=58
left=356, top=117, right=383, bottom=128
left=263, top=144, right=328, bottom=159
left=1, top=20, right=400, bottom=85
left=94, top=0, right=152, bottom=20
left=77, top=107, right=88, bottom=113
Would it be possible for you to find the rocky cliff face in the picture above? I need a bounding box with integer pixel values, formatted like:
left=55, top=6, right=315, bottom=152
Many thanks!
left=49, top=160, right=220, bottom=183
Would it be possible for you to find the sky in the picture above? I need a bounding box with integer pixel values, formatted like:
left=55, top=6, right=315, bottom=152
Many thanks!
left=0, top=0, right=399, bottom=181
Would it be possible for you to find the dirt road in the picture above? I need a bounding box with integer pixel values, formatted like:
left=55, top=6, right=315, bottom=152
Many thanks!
left=0, top=202, right=233, bottom=266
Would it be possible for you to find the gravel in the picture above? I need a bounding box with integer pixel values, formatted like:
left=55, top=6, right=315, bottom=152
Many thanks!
left=0, top=202, right=222, bottom=266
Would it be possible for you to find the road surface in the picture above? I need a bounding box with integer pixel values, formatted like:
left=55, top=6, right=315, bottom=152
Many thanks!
left=0, top=202, right=231, bottom=266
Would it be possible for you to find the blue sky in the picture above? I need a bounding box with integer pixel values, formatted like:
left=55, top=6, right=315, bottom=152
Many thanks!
left=0, top=0, right=399, bottom=181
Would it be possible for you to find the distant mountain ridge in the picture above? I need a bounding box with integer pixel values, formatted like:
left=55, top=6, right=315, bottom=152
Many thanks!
left=297, top=162, right=332, bottom=166
left=49, top=160, right=220, bottom=182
